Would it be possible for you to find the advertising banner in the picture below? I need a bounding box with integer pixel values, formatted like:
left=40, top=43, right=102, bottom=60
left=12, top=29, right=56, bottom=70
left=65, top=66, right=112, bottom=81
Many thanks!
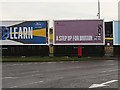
left=113, top=21, right=120, bottom=45
left=54, top=20, right=105, bottom=45
left=0, top=21, right=49, bottom=45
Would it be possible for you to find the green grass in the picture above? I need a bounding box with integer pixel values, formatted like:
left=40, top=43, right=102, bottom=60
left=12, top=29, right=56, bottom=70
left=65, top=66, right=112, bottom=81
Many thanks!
left=1, top=56, right=117, bottom=62
left=1, top=56, right=89, bottom=62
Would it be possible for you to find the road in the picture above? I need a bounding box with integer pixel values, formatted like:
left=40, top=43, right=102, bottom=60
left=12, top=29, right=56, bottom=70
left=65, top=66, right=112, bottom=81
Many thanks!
left=2, top=59, right=119, bottom=88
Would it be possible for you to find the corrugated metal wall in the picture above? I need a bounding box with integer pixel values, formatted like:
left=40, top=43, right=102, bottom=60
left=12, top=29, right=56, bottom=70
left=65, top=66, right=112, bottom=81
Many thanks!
left=2, top=45, right=49, bottom=56
left=54, top=45, right=105, bottom=57
left=1, top=21, right=120, bottom=57
left=114, top=46, right=120, bottom=57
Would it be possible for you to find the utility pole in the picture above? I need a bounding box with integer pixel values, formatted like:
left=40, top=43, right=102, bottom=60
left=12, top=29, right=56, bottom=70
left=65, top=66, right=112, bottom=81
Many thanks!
left=97, top=0, right=100, bottom=19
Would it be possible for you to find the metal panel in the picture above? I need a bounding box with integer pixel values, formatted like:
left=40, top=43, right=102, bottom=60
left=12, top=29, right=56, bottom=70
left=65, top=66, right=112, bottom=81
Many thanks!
left=0, top=21, right=49, bottom=45
left=113, top=21, right=120, bottom=45
left=54, top=19, right=105, bottom=45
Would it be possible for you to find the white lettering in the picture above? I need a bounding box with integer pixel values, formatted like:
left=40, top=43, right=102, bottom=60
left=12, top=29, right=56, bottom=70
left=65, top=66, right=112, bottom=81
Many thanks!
left=18, top=27, right=22, bottom=39
left=56, top=36, right=58, bottom=41
left=23, top=27, right=28, bottom=39
left=9, top=27, right=33, bottom=39
left=14, top=27, right=18, bottom=39
left=56, top=35, right=93, bottom=41
left=27, top=27, right=33, bottom=39
left=10, top=27, right=13, bottom=39
left=80, top=36, right=92, bottom=41
left=68, top=36, right=72, bottom=41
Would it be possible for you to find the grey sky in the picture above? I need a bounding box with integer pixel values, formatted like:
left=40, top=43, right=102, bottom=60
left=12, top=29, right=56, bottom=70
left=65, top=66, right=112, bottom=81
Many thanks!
left=0, top=0, right=119, bottom=27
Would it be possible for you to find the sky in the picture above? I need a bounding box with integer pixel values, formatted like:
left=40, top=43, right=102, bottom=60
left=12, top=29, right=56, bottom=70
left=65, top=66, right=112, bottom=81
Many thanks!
left=0, top=0, right=119, bottom=27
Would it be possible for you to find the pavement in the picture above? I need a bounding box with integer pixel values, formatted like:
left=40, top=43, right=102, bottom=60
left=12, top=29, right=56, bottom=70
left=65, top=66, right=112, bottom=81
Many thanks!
left=2, top=59, right=119, bottom=89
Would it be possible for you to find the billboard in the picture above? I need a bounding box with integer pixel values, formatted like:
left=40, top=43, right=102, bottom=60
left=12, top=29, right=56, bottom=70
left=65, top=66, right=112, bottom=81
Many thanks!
left=113, top=21, right=120, bottom=45
left=0, top=21, right=49, bottom=45
left=54, top=20, right=105, bottom=45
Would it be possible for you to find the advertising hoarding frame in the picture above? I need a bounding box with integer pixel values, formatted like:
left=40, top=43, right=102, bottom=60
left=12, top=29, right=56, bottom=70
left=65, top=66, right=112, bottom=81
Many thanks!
left=53, top=19, right=105, bottom=45
left=0, top=20, right=50, bottom=45
left=113, top=20, right=120, bottom=46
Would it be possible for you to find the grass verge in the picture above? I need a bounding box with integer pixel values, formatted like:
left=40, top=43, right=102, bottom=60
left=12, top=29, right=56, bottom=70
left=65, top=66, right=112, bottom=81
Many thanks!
left=1, top=56, right=117, bottom=62
left=1, top=56, right=90, bottom=62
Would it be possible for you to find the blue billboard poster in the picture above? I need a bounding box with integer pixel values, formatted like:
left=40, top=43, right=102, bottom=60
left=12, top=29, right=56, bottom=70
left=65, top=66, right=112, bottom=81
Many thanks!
left=0, top=21, right=49, bottom=45
left=113, top=21, right=120, bottom=45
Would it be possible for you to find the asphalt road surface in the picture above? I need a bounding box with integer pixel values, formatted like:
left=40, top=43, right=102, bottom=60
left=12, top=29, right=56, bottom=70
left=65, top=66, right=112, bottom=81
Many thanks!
left=2, top=59, right=119, bottom=88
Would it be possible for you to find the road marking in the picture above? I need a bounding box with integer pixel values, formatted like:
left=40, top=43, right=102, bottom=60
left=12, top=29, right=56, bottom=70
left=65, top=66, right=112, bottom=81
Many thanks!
left=5, top=71, right=40, bottom=77
left=102, top=71, right=107, bottom=73
left=101, top=69, right=118, bottom=73
left=16, top=71, right=40, bottom=75
left=47, top=62, right=55, bottom=64
left=109, top=69, right=118, bottom=72
left=2, top=77, right=18, bottom=79
left=3, top=73, right=43, bottom=79
left=12, top=63, right=25, bottom=66
left=89, top=80, right=118, bottom=88
left=10, top=81, right=43, bottom=88
left=3, top=62, right=117, bottom=67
